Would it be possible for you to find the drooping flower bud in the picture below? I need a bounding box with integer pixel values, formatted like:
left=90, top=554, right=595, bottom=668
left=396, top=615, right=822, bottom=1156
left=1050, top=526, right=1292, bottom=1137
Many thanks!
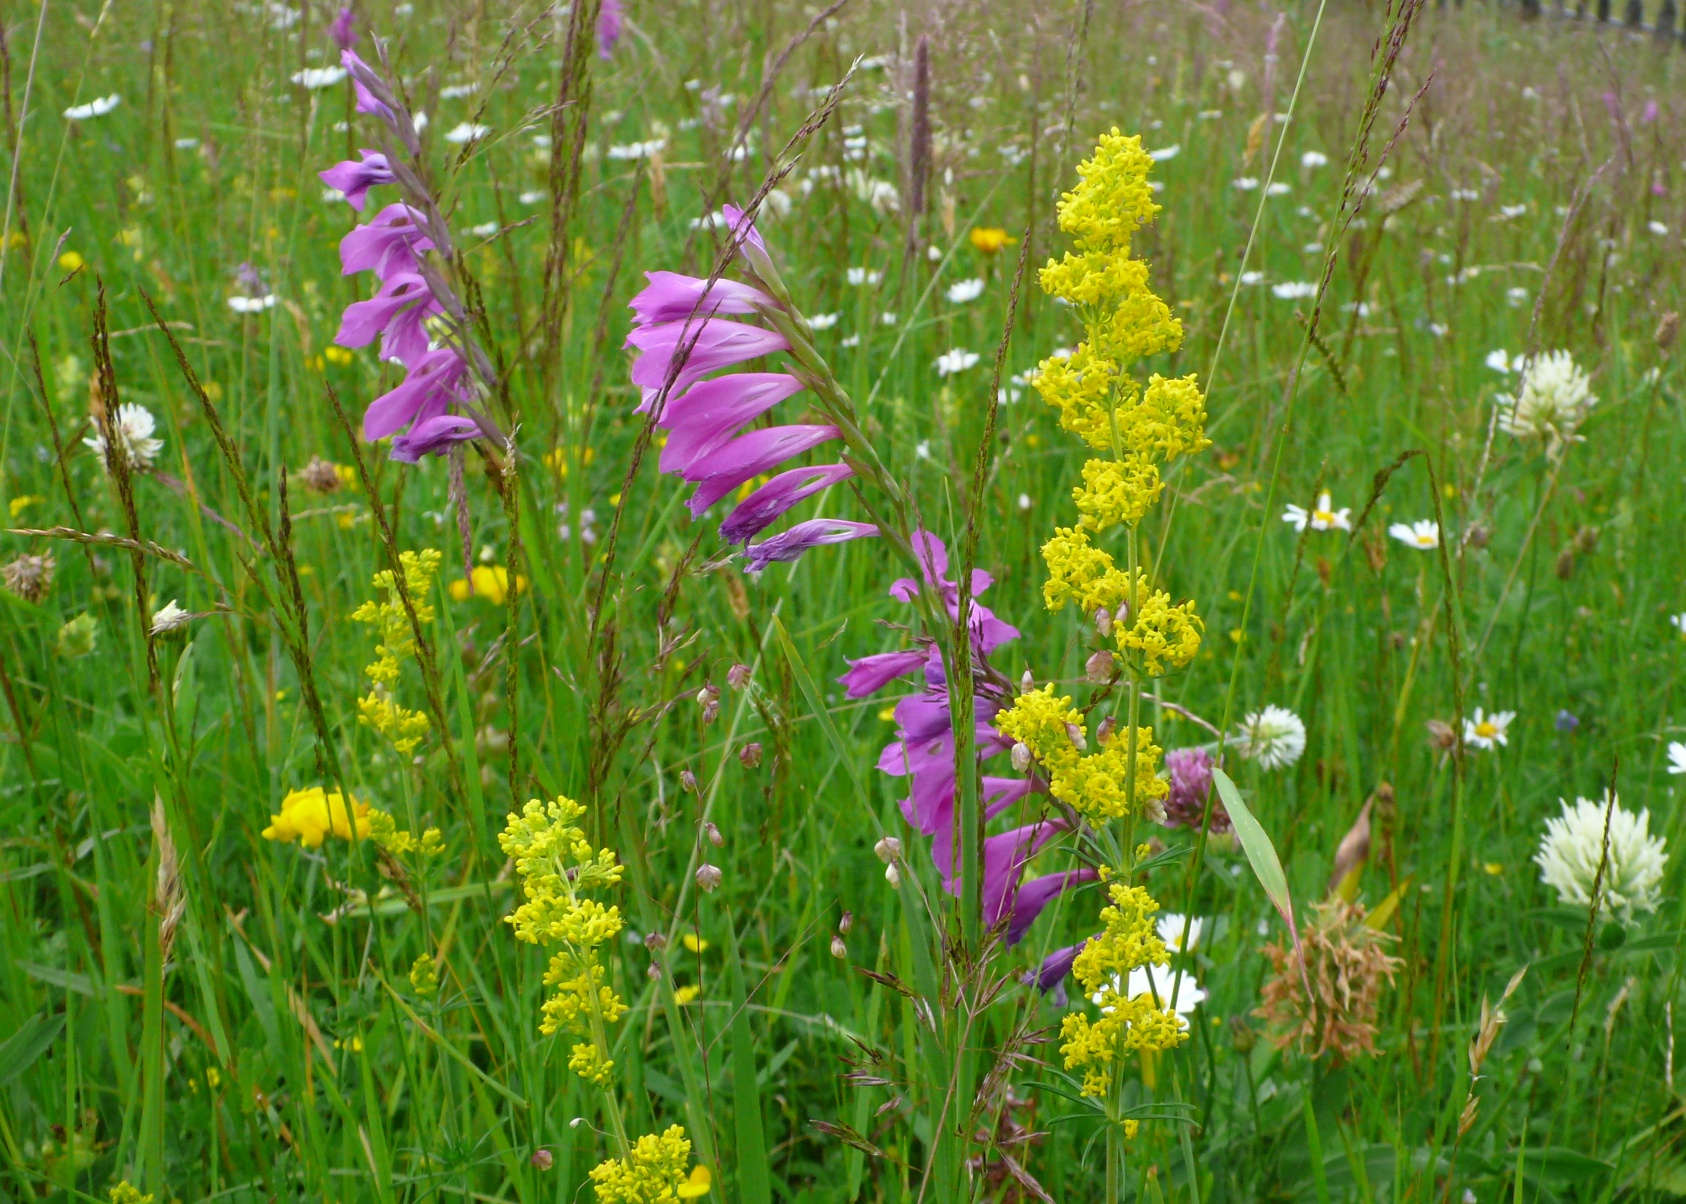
left=727, top=662, right=752, bottom=689
left=644, top=931, right=668, bottom=952
left=1095, top=716, right=1117, bottom=746
left=738, top=741, right=763, bottom=769
left=647, top=960, right=663, bottom=980
left=531, top=1149, right=554, bottom=1171
left=1019, top=669, right=1035, bottom=694
left=696, top=863, right=722, bottom=892
left=874, top=835, right=903, bottom=863
left=1010, top=742, right=1032, bottom=772
left=885, top=863, right=902, bottom=887
left=838, top=910, right=854, bottom=935
left=704, top=820, right=724, bottom=848
left=1065, top=722, right=1087, bottom=752
left=830, top=934, right=848, bottom=959
left=1085, top=649, right=1115, bottom=683
left=697, top=684, right=721, bottom=724
left=1095, top=607, right=1113, bottom=637
left=679, top=768, right=699, bottom=793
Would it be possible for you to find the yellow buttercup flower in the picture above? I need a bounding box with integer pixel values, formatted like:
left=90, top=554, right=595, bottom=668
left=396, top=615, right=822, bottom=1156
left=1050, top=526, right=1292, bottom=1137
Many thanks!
left=677, top=1164, right=713, bottom=1198
left=261, top=786, right=373, bottom=847
left=969, top=226, right=1016, bottom=254
left=447, top=564, right=527, bottom=605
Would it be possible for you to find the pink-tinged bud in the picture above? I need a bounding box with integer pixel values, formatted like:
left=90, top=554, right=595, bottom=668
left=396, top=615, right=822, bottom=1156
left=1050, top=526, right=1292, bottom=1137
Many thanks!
left=647, top=960, right=663, bottom=980
left=704, top=821, right=724, bottom=848
left=531, top=1149, right=554, bottom=1171
left=727, top=662, right=752, bottom=689
left=697, top=684, right=720, bottom=708
left=696, top=863, right=723, bottom=892
left=1065, top=722, right=1087, bottom=751
left=738, top=741, right=763, bottom=768
left=884, top=863, right=902, bottom=887
left=1095, top=716, right=1117, bottom=746
left=874, top=835, right=902, bottom=863
left=838, top=910, right=854, bottom=935
left=680, top=768, right=698, bottom=793
left=702, top=699, right=720, bottom=724
left=1144, top=796, right=1167, bottom=824
left=644, top=931, right=668, bottom=951
left=830, top=934, right=848, bottom=959
left=1019, top=669, right=1035, bottom=694
left=1095, top=607, right=1113, bottom=636
left=1086, top=649, right=1115, bottom=683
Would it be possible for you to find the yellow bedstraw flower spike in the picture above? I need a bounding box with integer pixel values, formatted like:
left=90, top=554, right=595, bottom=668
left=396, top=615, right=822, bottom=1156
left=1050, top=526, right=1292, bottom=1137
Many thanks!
left=1033, top=344, right=1130, bottom=450
left=261, top=786, right=374, bottom=847
left=1115, top=589, right=1203, bottom=677
left=447, top=564, right=527, bottom=605
left=409, top=952, right=439, bottom=996
left=108, top=1183, right=154, bottom=1204
left=995, top=688, right=1168, bottom=823
left=1052, top=129, right=1160, bottom=253
left=351, top=548, right=441, bottom=754
left=1073, top=453, right=1164, bottom=531
left=588, top=1125, right=692, bottom=1204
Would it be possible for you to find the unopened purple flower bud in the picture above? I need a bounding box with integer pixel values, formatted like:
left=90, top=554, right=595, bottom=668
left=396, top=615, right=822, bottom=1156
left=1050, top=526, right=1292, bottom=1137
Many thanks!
left=647, top=960, right=663, bottom=980
left=696, top=863, right=723, bottom=892
left=874, top=835, right=903, bottom=863
left=1086, top=649, right=1115, bottom=683
left=531, top=1149, right=554, bottom=1171
left=329, top=6, right=357, bottom=50
left=838, top=910, right=854, bottom=935
left=727, top=662, right=752, bottom=689
left=1010, top=742, right=1032, bottom=772
left=679, top=768, right=698, bottom=793
left=1095, top=608, right=1113, bottom=637
left=1065, top=722, right=1087, bottom=752
left=738, top=741, right=763, bottom=769
left=702, top=699, right=720, bottom=724
left=704, top=821, right=724, bottom=848
left=830, top=934, right=848, bottom=959
left=1096, top=716, right=1117, bottom=746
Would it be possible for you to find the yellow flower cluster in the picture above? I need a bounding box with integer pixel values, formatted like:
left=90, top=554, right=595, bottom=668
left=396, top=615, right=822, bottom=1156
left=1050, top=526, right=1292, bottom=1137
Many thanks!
left=261, top=786, right=374, bottom=847
left=588, top=1125, right=702, bottom=1203
left=500, top=796, right=627, bottom=1082
left=368, top=809, right=445, bottom=858
left=995, top=687, right=1168, bottom=823
left=1059, top=884, right=1187, bottom=1098
left=1041, top=530, right=1201, bottom=676
left=108, top=1183, right=154, bottom=1204
left=351, top=549, right=441, bottom=755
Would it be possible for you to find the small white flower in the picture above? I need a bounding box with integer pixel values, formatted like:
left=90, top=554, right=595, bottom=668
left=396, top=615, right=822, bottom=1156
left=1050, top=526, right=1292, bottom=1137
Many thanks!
left=65, top=94, right=121, bottom=121
left=840, top=334, right=860, bottom=348
left=914, top=440, right=932, bottom=461
left=444, top=122, right=490, bottom=145
left=227, top=294, right=277, bottom=313
left=1302, top=241, right=1324, bottom=255
left=1506, top=287, right=1529, bottom=308
left=149, top=600, right=192, bottom=635
left=807, top=312, right=840, bottom=330
left=1017, top=493, right=1032, bottom=511
left=1271, top=281, right=1316, bottom=300
left=321, top=187, right=347, bottom=203
left=1497, top=203, right=1528, bottom=220
left=1198, top=109, right=1224, bottom=121
left=1301, top=150, right=1328, bottom=168
left=1428, top=322, right=1449, bottom=338
left=1485, top=348, right=1519, bottom=374
left=1672, top=613, right=1686, bottom=637
left=290, top=66, right=348, bottom=89
left=1232, top=176, right=1260, bottom=191
left=439, top=82, right=478, bottom=100
left=174, top=137, right=200, bottom=150
left=1389, top=520, right=1440, bottom=550
left=468, top=221, right=498, bottom=238
left=1156, top=913, right=1205, bottom=953
left=518, top=190, right=544, bottom=205
left=1149, top=144, right=1181, bottom=161
left=1266, top=181, right=1291, bottom=197
left=1649, top=220, right=1670, bottom=236
left=1282, top=491, right=1352, bottom=533
left=1534, top=791, right=1667, bottom=925
left=879, top=311, right=899, bottom=327
left=1239, top=270, right=1264, bottom=286
left=84, top=403, right=164, bottom=469
left=1234, top=705, right=1307, bottom=771
left=1495, top=350, right=1596, bottom=454
left=412, top=112, right=429, bottom=135
left=845, top=266, right=882, bottom=287
left=1462, top=707, right=1515, bottom=750
left=945, top=278, right=985, bottom=304
left=1668, top=741, right=1686, bottom=775
left=935, top=349, right=979, bottom=376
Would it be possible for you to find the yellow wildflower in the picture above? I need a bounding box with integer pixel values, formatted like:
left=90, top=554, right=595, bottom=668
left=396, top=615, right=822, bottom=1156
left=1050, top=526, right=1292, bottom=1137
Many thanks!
left=1073, top=454, right=1163, bottom=531
left=1052, top=129, right=1160, bottom=252
left=59, top=250, right=86, bottom=273
left=350, top=548, right=440, bottom=754
left=1033, top=344, right=1130, bottom=450
left=995, top=688, right=1167, bottom=822
left=108, top=1183, right=154, bottom=1204
left=677, top=1164, right=713, bottom=1198
left=1115, top=589, right=1203, bottom=677
left=589, top=1125, right=692, bottom=1204
left=447, top=564, right=527, bottom=605
left=409, top=952, right=439, bottom=997
left=261, top=786, right=373, bottom=847
left=969, top=226, right=1016, bottom=254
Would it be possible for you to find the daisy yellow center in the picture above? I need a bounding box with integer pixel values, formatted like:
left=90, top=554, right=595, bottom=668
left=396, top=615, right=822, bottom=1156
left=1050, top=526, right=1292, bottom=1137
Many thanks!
left=1475, top=721, right=1497, bottom=739
left=1314, top=508, right=1335, bottom=524
left=1415, top=533, right=1434, bottom=546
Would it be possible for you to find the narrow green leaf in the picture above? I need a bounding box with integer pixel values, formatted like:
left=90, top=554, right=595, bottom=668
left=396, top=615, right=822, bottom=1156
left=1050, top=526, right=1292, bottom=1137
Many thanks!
left=1211, top=766, right=1300, bottom=953
left=724, top=918, right=772, bottom=1204
left=0, top=1013, right=64, bottom=1085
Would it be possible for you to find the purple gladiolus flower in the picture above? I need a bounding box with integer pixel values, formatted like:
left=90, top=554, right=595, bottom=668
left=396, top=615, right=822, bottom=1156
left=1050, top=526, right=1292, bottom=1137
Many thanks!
left=596, top=0, right=625, bottom=60
left=1024, top=940, right=1089, bottom=1002
left=342, top=50, right=395, bottom=124
left=334, top=272, right=440, bottom=366
left=1005, top=869, right=1098, bottom=946
left=340, top=203, right=434, bottom=279
left=1161, top=746, right=1227, bottom=832
left=363, top=347, right=470, bottom=441
left=320, top=150, right=394, bottom=211
left=392, top=413, right=480, bottom=462
left=840, top=649, right=929, bottom=700
left=630, top=271, right=773, bottom=327
left=743, top=520, right=878, bottom=572
left=330, top=6, right=357, bottom=50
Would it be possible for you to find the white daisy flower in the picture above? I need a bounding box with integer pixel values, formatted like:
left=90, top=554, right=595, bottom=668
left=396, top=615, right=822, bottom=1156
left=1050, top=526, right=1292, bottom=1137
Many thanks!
left=1095, top=966, right=1207, bottom=1028
left=945, top=278, right=985, bottom=304
left=1668, top=741, right=1686, bottom=775
left=1239, top=271, right=1264, bottom=286
left=1506, top=287, right=1529, bottom=308
left=1534, top=792, right=1667, bottom=925
left=83, top=403, right=163, bottom=469
left=1271, top=281, right=1316, bottom=300
left=1232, top=177, right=1260, bottom=191
left=1301, top=150, right=1329, bottom=168
left=227, top=294, right=276, bottom=313
left=1389, top=520, right=1439, bottom=550
left=1149, top=144, right=1181, bottom=161
left=1495, top=350, right=1596, bottom=454
left=291, top=66, right=348, bottom=89
left=1234, top=705, right=1307, bottom=770
left=65, top=94, right=121, bottom=121
left=1156, top=913, right=1205, bottom=953
left=1266, top=181, right=1291, bottom=197
left=1649, top=221, right=1670, bottom=236
left=439, top=83, right=478, bottom=100
left=1462, top=707, right=1515, bottom=750
left=1485, top=348, right=1520, bottom=374
left=444, top=122, right=490, bottom=145
left=935, top=349, right=980, bottom=376
left=845, top=266, right=882, bottom=287
left=1282, top=491, right=1352, bottom=533
left=807, top=312, right=840, bottom=331
left=606, top=140, right=666, bottom=161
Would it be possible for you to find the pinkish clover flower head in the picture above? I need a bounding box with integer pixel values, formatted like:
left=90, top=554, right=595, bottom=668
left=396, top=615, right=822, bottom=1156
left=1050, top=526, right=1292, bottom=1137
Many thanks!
left=1162, top=745, right=1227, bottom=831
left=319, top=150, right=394, bottom=211
left=330, top=6, right=358, bottom=51
left=596, top=0, right=625, bottom=60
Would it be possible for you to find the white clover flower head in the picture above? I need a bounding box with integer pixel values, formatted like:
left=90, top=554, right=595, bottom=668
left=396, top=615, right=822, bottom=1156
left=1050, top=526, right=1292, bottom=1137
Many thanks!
left=1496, top=350, right=1596, bottom=454
left=1462, top=707, right=1514, bottom=751
left=65, top=94, right=121, bottom=121
left=1534, top=792, right=1667, bottom=926
left=1235, top=705, right=1306, bottom=770
left=149, top=600, right=192, bottom=635
left=945, top=277, right=985, bottom=304
left=84, top=403, right=164, bottom=469
left=1389, top=519, right=1440, bottom=550
left=1156, top=913, right=1205, bottom=953
left=1669, top=741, right=1686, bottom=776
left=1282, top=491, right=1352, bottom=533
left=935, top=348, right=980, bottom=376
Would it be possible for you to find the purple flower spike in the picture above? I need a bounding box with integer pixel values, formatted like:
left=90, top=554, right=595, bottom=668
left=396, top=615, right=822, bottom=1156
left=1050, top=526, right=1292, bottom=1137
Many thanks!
left=630, top=271, right=774, bottom=328
left=935, top=817, right=1066, bottom=900
left=342, top=50, right=394, bottom=123
left=682, top=425, right=842, bottom=515
left=720, top=463, right=855, bottom=543
left=627, top=318, right=790, bottom=410
left=1004, top=868, right=1099, bottom=946
left=334, top=273, right=440, bottom=366
left=721, top=203, right=767, bottom=255
left=657, top=373, right=806, bottom=471
left=340, top=203, right=434, bottom=279
left=839, top=649, right=929, bottom=700
left=596, top=0, right=625, bottom=60
left=744, top=520, right=878, bottom=573
left=362, top=347, right=469, bottom=441
left=330, top=6, right=358, bottom=50
left=320, top=150, right=394, bottom=211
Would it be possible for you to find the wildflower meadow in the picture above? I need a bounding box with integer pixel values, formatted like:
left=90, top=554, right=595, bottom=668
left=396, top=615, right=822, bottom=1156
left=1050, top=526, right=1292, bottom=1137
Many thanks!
left=5, top=0, right=1686, bottom=1200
